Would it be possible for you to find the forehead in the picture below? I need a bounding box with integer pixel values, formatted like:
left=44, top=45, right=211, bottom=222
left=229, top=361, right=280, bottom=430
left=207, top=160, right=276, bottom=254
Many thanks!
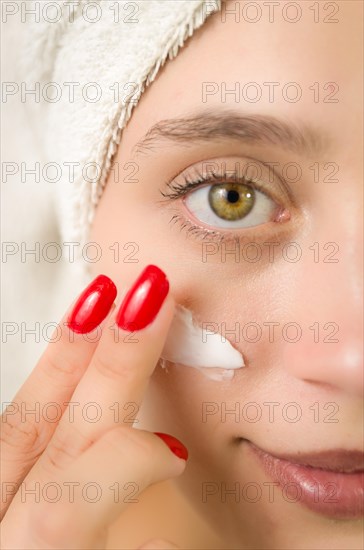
left=124, top=0, right=362, bottom=156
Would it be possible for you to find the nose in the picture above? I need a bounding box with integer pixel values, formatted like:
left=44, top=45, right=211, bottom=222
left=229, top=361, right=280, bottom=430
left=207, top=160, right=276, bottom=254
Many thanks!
left=281, top=203, right=363, bottom=397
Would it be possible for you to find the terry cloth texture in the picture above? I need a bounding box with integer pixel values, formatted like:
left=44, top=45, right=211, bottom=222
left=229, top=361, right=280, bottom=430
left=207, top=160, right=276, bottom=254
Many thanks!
left=23, top=0, right=222, bottom=254
left=1, top=1, right=221, bottom=401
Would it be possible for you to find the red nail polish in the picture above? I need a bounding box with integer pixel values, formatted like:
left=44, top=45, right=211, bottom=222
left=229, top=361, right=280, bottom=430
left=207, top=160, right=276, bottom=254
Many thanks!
left=116, top=265, right=169, bottom=331
left=67, top=275, right=117, bottom=334
left=154, top=432, right=189, bottom=461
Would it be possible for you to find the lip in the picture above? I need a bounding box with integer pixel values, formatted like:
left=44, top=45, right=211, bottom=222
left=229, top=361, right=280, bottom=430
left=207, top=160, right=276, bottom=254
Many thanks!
left=247, top=442, right=364, bottom=519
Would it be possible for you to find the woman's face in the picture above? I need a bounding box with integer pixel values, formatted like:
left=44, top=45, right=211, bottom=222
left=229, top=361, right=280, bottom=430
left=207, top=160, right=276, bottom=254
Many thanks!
left=90, top=1, right=363, bottom=548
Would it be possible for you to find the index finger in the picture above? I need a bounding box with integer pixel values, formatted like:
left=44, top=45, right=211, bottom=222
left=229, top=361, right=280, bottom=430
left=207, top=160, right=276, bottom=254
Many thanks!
left=0, top=274, right=117, bottom=518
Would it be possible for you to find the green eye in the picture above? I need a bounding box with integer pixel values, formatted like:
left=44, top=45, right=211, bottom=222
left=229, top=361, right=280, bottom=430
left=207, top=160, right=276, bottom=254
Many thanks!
left=185, top=180, right=278, bottom=230
left=208, top=183, right=255, bottom=221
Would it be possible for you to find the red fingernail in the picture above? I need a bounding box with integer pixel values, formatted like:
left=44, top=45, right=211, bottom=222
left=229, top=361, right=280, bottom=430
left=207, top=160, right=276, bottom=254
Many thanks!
left=67, top=275, right=117, bottom=334
left=154, top=432, right=189, bottom=461
left=116, top=265, right=169, bottom=331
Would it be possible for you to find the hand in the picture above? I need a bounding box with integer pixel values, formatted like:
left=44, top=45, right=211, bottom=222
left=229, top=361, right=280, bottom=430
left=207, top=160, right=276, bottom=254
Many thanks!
left=1, top=266, right=187, bottom=549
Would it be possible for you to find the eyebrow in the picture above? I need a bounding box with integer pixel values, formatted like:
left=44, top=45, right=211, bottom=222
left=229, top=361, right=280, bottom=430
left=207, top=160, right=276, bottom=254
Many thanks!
left=131, top=110, right=327, bottom=158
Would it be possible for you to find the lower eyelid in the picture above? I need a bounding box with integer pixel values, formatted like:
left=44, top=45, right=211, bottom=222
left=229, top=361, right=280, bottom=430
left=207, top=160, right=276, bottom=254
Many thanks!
left=168, top=209, right=289, bottom=247
left=169, top=212, right=238, bottom=244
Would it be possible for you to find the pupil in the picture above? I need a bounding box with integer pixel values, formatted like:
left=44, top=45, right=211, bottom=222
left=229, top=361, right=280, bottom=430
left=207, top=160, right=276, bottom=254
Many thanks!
left=227, top=189, right=240, bottom=203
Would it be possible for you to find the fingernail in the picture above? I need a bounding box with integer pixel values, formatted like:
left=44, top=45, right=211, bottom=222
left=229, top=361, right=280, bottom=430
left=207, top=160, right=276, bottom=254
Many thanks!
left=67, top=275, right=117, bottom=334
left=154, top=432, right=189, bottom=461
left=116, top=265, right=169, bottom=331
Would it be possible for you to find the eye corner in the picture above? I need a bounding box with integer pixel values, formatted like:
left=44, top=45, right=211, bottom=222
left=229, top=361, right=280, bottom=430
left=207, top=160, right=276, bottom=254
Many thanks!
left=274, top=207, right=292, bottom=224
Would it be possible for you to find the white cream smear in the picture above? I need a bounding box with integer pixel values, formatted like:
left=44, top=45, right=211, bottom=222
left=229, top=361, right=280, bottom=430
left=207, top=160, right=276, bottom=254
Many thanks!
left=160, top=305, right=245, bottom=381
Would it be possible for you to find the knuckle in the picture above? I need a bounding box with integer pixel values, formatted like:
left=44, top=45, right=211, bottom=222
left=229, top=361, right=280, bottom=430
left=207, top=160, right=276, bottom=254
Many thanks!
left=1, top=412, right=38, bottom=448
left=43, top=443, right=73, bottom=474
left=92, top=353, right=137, bottom=382
left=40, top=347, right=84, bottom=389
left=42, top=428, right=85, bottom=473
left=0, top=408, right=46, bottom=460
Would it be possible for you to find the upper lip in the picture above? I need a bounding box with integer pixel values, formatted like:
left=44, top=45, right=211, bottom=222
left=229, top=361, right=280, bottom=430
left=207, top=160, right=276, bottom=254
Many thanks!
left=248, top=442, right=364, bottom=473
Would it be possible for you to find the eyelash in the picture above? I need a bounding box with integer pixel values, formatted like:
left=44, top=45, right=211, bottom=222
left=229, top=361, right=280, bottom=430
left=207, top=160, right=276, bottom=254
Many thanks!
left=161, top=168, right=268, bottom=199
left=159, top=167, right=284, bottom=244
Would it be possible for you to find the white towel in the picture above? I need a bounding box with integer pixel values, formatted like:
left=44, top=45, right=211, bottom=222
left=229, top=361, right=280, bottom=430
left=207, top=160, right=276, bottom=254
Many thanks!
left=23, top=0, right=221, bottom=252
left=2, top=0, right=221, bottom=400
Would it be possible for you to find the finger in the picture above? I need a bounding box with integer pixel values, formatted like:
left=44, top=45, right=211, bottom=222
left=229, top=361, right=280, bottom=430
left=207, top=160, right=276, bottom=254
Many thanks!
left=40, top=265, right=174, bottom=470
left=0, top=275, right=117, bottom=518
left=2, top=429, right=188, bottom=550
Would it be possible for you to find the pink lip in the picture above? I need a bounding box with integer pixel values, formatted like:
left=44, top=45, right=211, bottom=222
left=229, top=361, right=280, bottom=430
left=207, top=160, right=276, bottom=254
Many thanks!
left=247, top=442, right=364, bottom=519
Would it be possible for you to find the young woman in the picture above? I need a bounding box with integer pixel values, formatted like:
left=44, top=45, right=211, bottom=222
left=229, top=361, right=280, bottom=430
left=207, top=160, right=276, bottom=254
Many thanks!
left=1, top=1, right=363, bottom=548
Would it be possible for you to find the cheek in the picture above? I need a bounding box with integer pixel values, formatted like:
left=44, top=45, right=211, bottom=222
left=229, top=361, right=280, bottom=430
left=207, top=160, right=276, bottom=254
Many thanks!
left=90, top=175, right=288, bottom=375
left=90, top=176, right=295, bottom=422
left=89, top=179, right=171, bottom=285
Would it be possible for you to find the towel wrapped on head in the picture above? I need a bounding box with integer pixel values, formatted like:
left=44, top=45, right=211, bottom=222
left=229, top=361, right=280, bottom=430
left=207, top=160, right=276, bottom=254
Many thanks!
left=23, top=0, right=222, bottom=251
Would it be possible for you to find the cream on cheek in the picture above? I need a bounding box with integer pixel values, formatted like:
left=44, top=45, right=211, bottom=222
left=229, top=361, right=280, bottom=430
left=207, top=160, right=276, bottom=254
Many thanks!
left=161, top=305, right=245, bottom=381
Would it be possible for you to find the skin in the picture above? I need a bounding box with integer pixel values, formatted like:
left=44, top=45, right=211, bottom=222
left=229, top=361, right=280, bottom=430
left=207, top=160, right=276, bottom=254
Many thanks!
left=90, top=1, right=363, bottom=548
left=1, top=1, right=362, bottom=549
left=1, top=282, right=188, bottom=549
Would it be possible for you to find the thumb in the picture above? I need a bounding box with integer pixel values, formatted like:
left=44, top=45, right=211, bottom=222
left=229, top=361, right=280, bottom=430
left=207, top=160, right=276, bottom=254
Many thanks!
left=139, top=539, right=180, bottom=549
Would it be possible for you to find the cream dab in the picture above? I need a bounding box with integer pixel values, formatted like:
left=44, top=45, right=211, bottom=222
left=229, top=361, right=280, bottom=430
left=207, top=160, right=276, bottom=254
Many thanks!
left=161, top=305, right=245, bottom=381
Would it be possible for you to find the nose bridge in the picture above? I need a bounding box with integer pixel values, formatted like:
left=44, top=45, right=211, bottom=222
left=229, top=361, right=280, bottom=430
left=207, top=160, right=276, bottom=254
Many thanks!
left=281, top=207, right=363, bottom=396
